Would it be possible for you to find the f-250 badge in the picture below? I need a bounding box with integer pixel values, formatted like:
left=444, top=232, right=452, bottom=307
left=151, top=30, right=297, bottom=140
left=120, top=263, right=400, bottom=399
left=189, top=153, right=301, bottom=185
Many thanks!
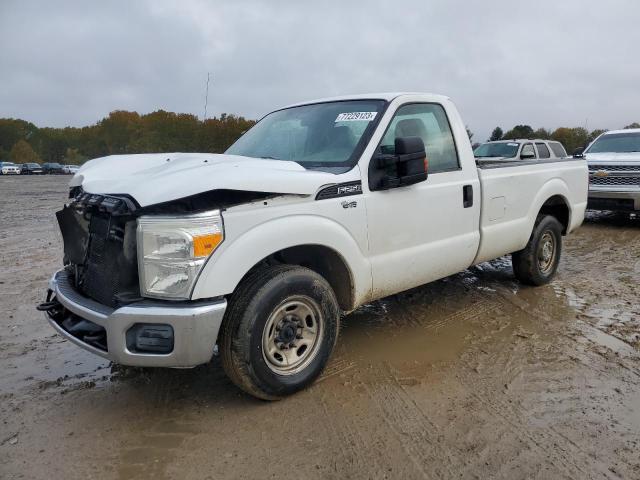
left=341, top=200, right=357, bottom=209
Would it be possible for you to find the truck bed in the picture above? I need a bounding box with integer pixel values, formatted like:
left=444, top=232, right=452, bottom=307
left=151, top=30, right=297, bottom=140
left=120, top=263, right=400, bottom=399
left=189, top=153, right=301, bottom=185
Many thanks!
left=473, top=158, right=588, bottom=264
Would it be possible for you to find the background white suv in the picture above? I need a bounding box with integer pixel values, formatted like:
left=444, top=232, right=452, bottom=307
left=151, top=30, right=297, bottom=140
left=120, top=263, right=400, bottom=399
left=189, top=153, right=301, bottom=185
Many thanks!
left=0, top=162, right=21, bottom=175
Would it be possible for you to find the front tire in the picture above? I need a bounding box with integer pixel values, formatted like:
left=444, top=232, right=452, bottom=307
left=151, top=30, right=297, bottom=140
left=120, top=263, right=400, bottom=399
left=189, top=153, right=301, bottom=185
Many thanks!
left=512, top=215, right=563, bottom=286
left=219, top=265, right=340, bottom=400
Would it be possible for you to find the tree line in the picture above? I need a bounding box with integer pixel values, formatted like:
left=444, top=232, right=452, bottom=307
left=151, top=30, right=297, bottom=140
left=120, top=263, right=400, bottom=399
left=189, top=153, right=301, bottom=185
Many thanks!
left=484, top=122, right=640, bottom=153
left=3, top=110, right=639, bottom=165
left=0, top=110, right=256, bottom=165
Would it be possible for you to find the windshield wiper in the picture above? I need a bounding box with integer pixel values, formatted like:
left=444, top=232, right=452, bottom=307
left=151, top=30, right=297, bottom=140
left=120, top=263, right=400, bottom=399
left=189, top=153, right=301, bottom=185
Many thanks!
left=260, top=156, right=281, bottom=160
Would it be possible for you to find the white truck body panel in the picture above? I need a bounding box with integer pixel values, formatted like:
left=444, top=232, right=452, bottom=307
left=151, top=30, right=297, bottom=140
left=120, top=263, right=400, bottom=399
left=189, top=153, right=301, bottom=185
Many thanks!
left=192, top=165, right=374, bottom=306
left=474, top=162, right=587, bottom=264
left=356, top=94, right=482, bottom=297
left=190, top=93, right=588, bottom=306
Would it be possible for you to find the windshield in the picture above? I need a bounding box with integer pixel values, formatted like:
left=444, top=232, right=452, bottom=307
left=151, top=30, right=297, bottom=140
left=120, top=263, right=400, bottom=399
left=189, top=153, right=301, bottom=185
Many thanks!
left=587, top=132, right=640, bottom=153
left=226, top=100, right=386, bottom=167
left=474, top=142, right=519, bottom=158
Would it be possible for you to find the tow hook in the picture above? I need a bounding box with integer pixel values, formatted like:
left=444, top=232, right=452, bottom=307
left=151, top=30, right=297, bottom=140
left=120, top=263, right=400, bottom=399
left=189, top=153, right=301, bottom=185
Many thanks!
left=37, top=291, right=65, bottom=321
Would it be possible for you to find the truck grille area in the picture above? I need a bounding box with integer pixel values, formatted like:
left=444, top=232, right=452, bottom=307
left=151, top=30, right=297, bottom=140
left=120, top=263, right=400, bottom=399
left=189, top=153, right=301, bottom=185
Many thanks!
left=590, top=176, right=640, bottom=186
left=56, top=191, right=140, bottom=308
left=589, top=164, right=640, bottom=187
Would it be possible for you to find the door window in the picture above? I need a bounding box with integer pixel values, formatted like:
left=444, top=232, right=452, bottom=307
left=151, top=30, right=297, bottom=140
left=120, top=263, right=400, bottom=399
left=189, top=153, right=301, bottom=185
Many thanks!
left=535, top=142, right=551, bottom=159
left=548, top=142, right=567, bottom=158
left=521, top=143, right=536, bottom=158
left=379, top=103, right=459, bottom=173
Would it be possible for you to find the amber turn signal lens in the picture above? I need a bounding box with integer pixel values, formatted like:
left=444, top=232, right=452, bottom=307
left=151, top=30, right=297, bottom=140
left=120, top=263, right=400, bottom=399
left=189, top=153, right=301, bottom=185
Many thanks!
left=193, top=232, right=223, bottom=258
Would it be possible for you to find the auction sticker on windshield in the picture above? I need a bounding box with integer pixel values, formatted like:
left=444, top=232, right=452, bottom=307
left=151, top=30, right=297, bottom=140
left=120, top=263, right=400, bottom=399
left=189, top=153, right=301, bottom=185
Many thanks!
left=335, top=112, right=377, bottom=122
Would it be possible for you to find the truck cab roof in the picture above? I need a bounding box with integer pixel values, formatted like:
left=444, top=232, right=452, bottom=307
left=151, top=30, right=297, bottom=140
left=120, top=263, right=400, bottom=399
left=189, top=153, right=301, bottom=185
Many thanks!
left=283, top=92, right=450, bottom=109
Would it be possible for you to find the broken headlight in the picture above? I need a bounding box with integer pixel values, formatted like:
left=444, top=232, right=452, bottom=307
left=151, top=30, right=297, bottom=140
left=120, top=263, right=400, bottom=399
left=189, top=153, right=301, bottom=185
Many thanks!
left=137, top=211, right=224, bottom=300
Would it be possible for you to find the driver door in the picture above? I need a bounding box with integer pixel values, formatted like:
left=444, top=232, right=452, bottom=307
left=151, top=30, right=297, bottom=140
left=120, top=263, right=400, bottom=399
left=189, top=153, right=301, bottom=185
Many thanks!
left=364, top=103, right=480, bottom=298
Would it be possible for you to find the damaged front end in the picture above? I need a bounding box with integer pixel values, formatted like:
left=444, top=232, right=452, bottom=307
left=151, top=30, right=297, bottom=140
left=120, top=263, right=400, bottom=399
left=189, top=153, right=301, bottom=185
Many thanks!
left=56, top=189, right=140, bottom=308
left=38, top=186, right=249, bottom=366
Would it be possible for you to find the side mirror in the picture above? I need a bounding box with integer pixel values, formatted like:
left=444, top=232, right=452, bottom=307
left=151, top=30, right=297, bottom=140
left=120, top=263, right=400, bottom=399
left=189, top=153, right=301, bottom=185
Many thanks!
left=369, top=136, right=428, bottom=191
left=573, top=147, right=585, bottom=158
left=520, top=150, right=536, bottom=160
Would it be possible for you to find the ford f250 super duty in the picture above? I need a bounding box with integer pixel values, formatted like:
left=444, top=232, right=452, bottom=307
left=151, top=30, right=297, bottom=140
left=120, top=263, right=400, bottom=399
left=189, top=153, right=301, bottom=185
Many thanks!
left=40, top=93, right=588, bottom=400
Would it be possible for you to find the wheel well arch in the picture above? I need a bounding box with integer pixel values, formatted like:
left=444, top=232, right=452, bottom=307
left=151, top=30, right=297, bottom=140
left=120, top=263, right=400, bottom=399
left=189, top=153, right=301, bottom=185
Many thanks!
left=538, top=195, right=570, bottom=234
left=239, top=244, right=355, bottom=311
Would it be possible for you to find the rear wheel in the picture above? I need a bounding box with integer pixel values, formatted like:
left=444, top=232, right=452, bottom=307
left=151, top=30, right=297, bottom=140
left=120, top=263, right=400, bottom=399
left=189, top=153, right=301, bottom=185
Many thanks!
left=219, top=265, right=340, bottom=400
left=512, top=215, right=563, bottom=286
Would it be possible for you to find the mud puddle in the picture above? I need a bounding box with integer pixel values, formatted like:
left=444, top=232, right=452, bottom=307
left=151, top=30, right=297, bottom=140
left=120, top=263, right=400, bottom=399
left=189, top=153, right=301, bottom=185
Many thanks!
left=1, top=176, right=639, bottom=479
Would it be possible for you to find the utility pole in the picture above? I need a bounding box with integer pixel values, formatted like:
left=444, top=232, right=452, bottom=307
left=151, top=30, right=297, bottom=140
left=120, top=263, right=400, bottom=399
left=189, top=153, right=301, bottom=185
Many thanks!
left=203, top=72, right=211, bottom=121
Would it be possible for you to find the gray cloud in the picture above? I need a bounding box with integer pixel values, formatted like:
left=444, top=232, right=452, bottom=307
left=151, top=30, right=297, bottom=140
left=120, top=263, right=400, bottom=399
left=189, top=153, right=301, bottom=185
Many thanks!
left=1, top=0, right=639, bottom=142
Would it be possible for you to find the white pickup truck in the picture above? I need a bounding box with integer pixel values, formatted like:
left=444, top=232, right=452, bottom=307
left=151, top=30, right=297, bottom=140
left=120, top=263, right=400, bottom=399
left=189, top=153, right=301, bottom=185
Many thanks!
left=575, top=128, right=640, bottom=212
left=41, top=93, right=588, bottom=399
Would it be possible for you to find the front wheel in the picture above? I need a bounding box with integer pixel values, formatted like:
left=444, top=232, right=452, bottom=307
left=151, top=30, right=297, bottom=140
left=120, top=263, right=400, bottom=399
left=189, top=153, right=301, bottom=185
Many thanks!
left=219, top=265, right=340, bottom=400
left=512, top=215, right=563, bottom=286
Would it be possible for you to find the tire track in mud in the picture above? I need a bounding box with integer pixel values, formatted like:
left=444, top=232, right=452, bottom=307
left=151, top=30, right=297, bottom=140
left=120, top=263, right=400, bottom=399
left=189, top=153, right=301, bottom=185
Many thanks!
left=451, top=288, right=625, bottom=479
left=458, top=374, right=602, bottom=479
left=317, top=356, right=356, bottom=382
left=423, top=298, right=499, bottom=333
left=493, top=281, right=640, bottom=378
left=361, top=361, right=464, bottom=479
left=315, top=387, right=411, bottom=479
left=113, top=376, right=206, bottom=480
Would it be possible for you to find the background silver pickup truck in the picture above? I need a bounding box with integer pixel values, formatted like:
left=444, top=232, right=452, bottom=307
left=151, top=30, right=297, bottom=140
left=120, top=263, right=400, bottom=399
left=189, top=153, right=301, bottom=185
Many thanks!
left=578, top=128, right=640, bottom=212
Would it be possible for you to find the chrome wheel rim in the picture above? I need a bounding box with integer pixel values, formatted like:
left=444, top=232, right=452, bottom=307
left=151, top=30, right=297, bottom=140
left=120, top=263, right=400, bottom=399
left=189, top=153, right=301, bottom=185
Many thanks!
left=538, top=231, right=556, bottom=274
left=262, top=296, right=324, bottom=375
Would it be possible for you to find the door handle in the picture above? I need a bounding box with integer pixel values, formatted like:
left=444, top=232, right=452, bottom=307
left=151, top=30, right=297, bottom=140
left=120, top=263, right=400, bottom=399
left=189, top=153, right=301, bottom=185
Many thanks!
left=463, top=185, right=473, bottom=208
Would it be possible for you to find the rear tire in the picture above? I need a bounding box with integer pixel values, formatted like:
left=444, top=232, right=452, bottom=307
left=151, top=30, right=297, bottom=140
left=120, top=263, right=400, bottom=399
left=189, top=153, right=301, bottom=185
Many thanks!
left=219, top=265, right=340, bottom=400
left=512, top=215, right=563, bottom=286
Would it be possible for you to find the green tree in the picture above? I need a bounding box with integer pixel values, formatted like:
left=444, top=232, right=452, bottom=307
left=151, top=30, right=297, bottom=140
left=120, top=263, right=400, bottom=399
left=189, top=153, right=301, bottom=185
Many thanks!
left=0, top=118, right=38, bottom=154
left=63, top=147, right=86, bottom=165
left=551, top=127, right=589, bottom=153
left=532, top=128, right=551, bottom=139
left=9, top=139, right=40, bottom=163
left=624, top=122, right=640, bottom=129
left=489, top=127, right=503, bottom=141
left=502, top=125, right=534, bottom=140
left=587, top=129, right=607, bottom=143
left=0, top=109, right=255, bottom=162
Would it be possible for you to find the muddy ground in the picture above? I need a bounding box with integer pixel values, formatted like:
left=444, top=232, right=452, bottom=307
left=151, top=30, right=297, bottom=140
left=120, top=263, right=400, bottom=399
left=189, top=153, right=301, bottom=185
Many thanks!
left=1, top=175, right=639, bottom=480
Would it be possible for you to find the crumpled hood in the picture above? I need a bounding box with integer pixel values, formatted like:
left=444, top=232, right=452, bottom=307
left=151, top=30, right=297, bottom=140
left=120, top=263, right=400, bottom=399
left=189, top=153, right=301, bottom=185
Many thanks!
left=70, top=153, right=340, bottom=207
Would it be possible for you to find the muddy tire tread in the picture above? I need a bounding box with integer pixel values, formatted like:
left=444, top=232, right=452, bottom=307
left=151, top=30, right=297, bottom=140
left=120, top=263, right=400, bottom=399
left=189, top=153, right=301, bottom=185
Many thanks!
left=512, top=214, right=563, bottom=286
left=219, top=264, right=339, bottom=400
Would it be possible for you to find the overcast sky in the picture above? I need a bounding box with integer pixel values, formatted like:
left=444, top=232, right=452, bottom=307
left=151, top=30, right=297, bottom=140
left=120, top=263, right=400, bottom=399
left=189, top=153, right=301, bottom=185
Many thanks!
left=1, top=0, right=639, bottom=142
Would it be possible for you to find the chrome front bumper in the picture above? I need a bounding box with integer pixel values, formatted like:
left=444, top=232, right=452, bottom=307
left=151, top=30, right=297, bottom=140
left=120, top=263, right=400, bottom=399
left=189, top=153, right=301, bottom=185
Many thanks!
left=45, top=270, right=227, bottom=367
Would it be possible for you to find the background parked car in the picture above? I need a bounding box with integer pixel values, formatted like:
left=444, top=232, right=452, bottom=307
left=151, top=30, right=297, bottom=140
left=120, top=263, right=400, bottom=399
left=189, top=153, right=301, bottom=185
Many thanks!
left=574, top=128, right=640, bottom=212
left=0, top=162, right=21, bottom=175
left=62, top=164, right=80, bottom=175
left=21, top=163, right=43, bottom=175
left=42, top=162, right=64, bottom=174
left=474, top=139, right=568, bottom=164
